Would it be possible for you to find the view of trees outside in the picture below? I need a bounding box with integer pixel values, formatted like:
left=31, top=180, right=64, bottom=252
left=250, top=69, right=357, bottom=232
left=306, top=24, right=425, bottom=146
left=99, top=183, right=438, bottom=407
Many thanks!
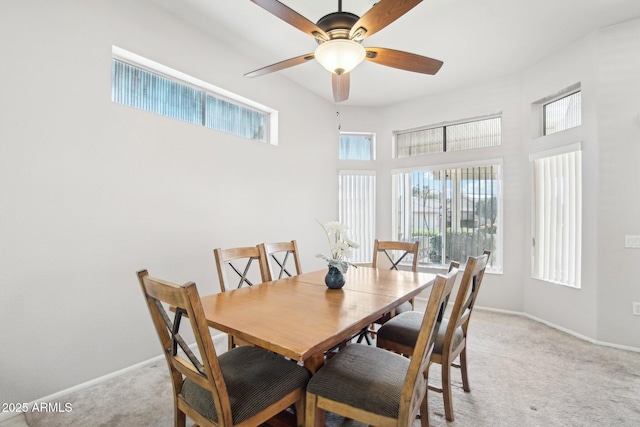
left=395, top=165, right=500, bottom=269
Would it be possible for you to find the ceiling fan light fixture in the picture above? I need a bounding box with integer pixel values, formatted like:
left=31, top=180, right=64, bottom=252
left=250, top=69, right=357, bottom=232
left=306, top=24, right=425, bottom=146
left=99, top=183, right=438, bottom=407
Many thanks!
left=314, top=39, right=366, bottom=75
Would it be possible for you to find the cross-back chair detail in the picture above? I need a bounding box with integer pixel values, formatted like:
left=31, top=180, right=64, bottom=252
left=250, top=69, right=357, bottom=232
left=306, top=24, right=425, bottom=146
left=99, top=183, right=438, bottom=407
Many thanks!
left=136, top=270, right=311, bottom=427
left=372, top=239, right=420, bottom=272
left=260, top=240, right=302, bottom=281
left=305, top=268, right=459, bottom=427
left=214, top=246, right=270, bottom=292
left=376, top=251, right=491, bottom=422
left=355, top=239, right=420, bottom=345
left=214, top=246, right=270, bottom=349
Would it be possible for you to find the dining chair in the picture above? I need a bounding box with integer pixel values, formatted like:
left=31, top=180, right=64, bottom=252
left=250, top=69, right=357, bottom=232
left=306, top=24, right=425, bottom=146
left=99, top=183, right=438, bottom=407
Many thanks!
left=356, top=239, right=420, bottom=344
left=136, top=270, right=311, bottom=427
left=214, top=245, right=270, bottom=349
left=214, top=246, right=270, bottom=292
left=376, top=251, right=491, bottom=422
left=260, top=240, right=302, bottom=281
left=305, top=267, right=459, bottom=427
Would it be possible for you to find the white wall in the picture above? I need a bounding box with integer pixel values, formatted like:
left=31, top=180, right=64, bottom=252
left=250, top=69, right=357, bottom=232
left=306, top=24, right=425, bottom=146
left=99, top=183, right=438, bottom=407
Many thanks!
left=594, top=19, right=640, bottom=347
left=521, top=33, right=600, bottom=340
left=0, top=0, right=339, bottom=404
left=521, top=19, right=640, bottom=350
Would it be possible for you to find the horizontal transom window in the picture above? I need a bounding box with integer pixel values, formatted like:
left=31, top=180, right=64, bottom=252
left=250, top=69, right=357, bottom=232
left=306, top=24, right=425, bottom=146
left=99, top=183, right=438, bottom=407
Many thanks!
left=395, top=116, right=501, bottom=158
left=111, top=46, right=277, bottom=144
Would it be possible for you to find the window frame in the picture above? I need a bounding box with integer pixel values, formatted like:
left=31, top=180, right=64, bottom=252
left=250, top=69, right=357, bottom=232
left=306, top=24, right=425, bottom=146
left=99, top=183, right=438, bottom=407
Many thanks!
left=393, top=114, right=502, bottom=158
left=338, top=170, right=376, bottom=264
left=392, top=159, right=503, bottom=272
left=112, top=46, right=278, bottom=144
left=529, top=143, right=582, bottom=288
left=542, top=90, right=582, bottom=136
left=339, top=132, right=376, bottom=160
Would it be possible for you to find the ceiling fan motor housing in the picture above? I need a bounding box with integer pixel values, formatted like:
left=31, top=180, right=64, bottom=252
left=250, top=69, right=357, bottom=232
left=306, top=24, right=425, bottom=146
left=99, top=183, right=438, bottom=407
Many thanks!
left=316, top=12, right=360, bottom=41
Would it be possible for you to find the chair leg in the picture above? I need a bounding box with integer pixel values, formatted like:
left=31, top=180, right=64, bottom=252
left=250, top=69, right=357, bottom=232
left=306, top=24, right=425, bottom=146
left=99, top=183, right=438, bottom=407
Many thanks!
left=419, top=389, right=429, bottom=427
left=460, top=347, right=470, bottom=392
left=175, top=409, right=186, bottom=427
left=295, top=394, right=306, bottom=427
left=305, top=393, right=321, bottom=427
left=442, top=360, right=455, bottom=421
left=356, top=328, right=372, bottom=345
left=227, top=335, right=235, bottom=351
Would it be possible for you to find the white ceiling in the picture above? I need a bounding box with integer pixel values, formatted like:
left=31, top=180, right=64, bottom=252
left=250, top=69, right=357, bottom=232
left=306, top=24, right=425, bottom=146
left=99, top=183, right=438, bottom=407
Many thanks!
left=147, top=0, right=640, bottom=107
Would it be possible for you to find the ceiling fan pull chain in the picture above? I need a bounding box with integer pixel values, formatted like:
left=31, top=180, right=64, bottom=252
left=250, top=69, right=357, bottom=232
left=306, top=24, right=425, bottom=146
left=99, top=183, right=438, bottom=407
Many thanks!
left=337, top=109, right=341, bottom=130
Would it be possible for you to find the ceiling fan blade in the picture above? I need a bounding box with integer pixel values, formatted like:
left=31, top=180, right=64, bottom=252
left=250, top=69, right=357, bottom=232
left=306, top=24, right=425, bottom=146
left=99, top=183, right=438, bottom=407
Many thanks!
left=365, top=47, right=443, bottom=75
left=349, top=0, right=422, bottom=40
left=245, top=53, right=315, bottom=78
left=332, top=72, right=350, bottom=103
left=250, top=0, right=329, bottom=41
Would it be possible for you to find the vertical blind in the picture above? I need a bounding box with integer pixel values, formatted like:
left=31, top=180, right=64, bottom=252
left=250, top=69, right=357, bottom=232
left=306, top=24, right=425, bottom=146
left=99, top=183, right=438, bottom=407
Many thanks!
left=532, top=149, right=582, bottom=287
left=339, top=133, right=374, bottom=160
left=339, top=171, right=376, bottom=264
left=544, top=91, right=581, bottom=136
left=112, top=59, right=268, bottom=142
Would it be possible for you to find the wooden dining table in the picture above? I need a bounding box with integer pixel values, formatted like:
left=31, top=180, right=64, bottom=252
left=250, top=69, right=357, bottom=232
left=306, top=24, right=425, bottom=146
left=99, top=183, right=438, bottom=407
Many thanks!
left=199, top=266, right=437, bottom=373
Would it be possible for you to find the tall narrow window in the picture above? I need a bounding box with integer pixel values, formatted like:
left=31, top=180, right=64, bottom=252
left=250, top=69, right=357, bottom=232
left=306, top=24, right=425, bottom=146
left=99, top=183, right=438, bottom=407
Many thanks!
left=531, top=146, right=582, bottom=287
left=543, top=91, right=581, bottom=135
left=393, top=162, right=502, bottom=271
left=339, top=171, right=376, bottom=263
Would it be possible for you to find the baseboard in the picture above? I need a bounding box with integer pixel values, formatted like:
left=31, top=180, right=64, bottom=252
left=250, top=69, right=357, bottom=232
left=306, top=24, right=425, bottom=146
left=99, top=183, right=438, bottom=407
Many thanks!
left=0, top=332, right=228, bottom=423
left=0, top=412, right=25, bottom=424
left=413, top=296, right=640, bottom=353
left=476, top=306, right=640, bottom=354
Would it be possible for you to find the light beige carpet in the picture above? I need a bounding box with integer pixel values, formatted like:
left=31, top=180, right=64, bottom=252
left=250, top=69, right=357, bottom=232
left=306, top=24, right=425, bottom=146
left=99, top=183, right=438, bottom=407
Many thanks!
left=25, top=310, right=640, bottom=426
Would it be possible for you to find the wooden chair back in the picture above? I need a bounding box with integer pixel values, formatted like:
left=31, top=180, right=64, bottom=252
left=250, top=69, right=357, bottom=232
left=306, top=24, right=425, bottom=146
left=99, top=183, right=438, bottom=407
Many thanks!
left=136, top=270, right=231, bottom=427
left=260, top=240, right=302, bottom=281
left=214, top=246, right=270, bottom=292
left=399, top=267, right=459, bottom=424
left=372, top=239, right=419, bottom=272
left=446, top=250, right=490, bottom=346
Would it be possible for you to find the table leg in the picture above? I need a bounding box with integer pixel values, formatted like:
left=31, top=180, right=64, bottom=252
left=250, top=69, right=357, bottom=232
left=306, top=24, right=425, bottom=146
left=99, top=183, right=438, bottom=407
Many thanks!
left=303, top=352, right=325, bottom=374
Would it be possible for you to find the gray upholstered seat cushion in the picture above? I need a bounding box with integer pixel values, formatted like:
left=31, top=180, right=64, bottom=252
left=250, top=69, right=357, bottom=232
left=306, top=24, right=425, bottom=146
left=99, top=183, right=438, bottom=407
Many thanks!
left=377, top=312, right=463, bottom=355
left=181, top=345, right=311, bottom=424
left=307, top=343, right=410, bottom=418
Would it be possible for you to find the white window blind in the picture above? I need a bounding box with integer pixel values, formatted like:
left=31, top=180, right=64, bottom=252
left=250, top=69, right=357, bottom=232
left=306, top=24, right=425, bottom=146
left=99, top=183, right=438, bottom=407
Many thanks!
left=339, top=133, right=374, bottom=160
left=395, top=116, right=501, bottom=158
left=339, top=171, right=376, bottom=264
left=531, top=147, right=582, bottom=287
left=544, top=91, right=581, bottom=136
left=111, top=47, right=275, bottom=144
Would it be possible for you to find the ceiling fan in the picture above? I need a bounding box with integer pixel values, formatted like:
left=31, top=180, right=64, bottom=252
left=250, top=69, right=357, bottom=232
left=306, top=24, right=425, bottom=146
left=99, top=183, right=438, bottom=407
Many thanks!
left=245, top=0, right=443, bottom=103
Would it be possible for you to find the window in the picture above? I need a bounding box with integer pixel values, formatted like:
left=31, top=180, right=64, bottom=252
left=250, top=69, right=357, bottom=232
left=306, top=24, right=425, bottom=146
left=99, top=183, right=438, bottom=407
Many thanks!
left=543, top=91, right=581, bottom=135
left=339, top=171, right=376, bottom=263
left=395, top=116, right=501, bottom=158
left=111, top=46, right=277, bottom=144
left=393, top=162, right=502, bottom=271
left=530, top=145, right=582, bottom=287
left=339, top=133, right=374, bottom=160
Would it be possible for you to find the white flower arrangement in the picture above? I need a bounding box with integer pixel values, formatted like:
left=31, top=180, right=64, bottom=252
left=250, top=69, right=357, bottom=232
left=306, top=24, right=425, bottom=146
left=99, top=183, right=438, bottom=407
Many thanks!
left=316, top=220, right=360, bottom=274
